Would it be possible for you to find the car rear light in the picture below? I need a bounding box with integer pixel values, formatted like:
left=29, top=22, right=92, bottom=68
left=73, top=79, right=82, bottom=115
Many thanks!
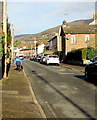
left=58, top=59, right=60, bottom=61
left=47, top=59, right=49, bottom=60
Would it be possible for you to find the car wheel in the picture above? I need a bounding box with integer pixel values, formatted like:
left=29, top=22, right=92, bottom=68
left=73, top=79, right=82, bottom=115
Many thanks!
left=46, top=62, right=49, bottom=65
left=55, top=63, right=59, bottom=66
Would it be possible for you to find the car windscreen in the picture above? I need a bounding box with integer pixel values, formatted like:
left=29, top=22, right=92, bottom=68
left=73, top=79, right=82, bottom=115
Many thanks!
left=44, top=54, right=53, bottom=56
left=49, top=56, right=59, bottom=58
left=38, top=56, right=41, bottom=58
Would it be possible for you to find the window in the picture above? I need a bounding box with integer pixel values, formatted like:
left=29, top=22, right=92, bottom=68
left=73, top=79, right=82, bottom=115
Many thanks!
left=71, top=35, right=76, bottom=44
left=85, top=35, right=90, bottom=43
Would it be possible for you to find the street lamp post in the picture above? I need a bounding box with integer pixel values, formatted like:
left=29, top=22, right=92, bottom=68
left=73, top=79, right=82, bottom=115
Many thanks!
left=3, top=0, right=7, bottom=79
left=11, top=25, right=14, bottom=63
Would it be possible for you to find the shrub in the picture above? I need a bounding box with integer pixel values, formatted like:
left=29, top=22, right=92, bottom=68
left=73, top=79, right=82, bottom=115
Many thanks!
left=65, top=47, right=97, bottom=65
left=86, top=47, right=97, bottom=59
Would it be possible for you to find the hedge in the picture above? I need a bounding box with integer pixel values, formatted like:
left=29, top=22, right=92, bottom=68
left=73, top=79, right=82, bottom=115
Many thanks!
left=65, top=48, right=97, bottom=65
left=86, top=47, right=97, bottom=59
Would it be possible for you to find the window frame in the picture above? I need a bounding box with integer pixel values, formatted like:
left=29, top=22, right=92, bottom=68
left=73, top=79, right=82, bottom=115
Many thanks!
left=71, top=35, right=76, bottom=44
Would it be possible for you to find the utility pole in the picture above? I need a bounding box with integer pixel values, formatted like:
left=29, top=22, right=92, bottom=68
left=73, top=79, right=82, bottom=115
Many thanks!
left=31, top=43, right=33, bottom=56
left=11, top=25, right=14, bottom=63
left=34, top=37, right=37, bottom=54
left=30, top=41, right=33, bottom=56
left=3, top=0, right=7, bottom=79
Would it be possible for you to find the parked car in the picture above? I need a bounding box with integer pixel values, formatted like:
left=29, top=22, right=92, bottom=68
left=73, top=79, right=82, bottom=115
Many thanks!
left=24, top=56, right=29, bottom=59
left=30, top=55, right=36, bottom=61
left=45, top=55, right=60, bottom=65
left=36, top=53, right=43, bottom=62
left=85, top=55, right=97, bottom=80
left=40, top=53, right=53, bottom=64
left=30, top=55, right=34, bottom=61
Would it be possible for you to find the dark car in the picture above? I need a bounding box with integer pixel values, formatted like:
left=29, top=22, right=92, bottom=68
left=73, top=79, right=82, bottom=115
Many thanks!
left=30, top=55, right=36, bottom=61
left=36, top=53, right=43, bottom=62
left=85, top=55, right=97, bottom=80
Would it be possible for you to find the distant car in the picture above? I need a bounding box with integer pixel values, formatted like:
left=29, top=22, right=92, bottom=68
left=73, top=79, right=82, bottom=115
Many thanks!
left=34, top=54, right=38, bottom=61
left=40, top=53, right=53, bottom=64
left=30, top=55, right=36, bottom=61
left=36, top=54, right=43, bottom=62
left=45, top=55, right=60, bottom=65
left=24, top=56, right=29, bottom=59
left=85, top=55, right=97, bottom=80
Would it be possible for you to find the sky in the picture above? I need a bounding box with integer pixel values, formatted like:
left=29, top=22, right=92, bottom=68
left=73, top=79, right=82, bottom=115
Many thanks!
left=0, top=0, right=97, bottom=35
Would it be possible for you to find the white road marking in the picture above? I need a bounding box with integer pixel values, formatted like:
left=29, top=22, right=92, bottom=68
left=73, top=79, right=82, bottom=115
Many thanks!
left=37, top=73, right=47, bottom=76
left=59, top=69, right=66, bottom=71
left=58, top=73, right=74, bottom=75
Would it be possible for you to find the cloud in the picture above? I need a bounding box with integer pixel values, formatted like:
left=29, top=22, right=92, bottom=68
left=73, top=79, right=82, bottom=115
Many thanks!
left=7, top=2, right=96, bottom=35
left=49, top=2, right=95, bottom=22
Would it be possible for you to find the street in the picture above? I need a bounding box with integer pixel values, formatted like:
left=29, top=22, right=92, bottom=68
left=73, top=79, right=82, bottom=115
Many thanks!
left=23, top=59, right=97, bottom=119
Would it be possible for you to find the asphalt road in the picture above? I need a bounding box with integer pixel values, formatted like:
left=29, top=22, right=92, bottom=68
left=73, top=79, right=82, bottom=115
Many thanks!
left=23, top=59, right=97, bottom=119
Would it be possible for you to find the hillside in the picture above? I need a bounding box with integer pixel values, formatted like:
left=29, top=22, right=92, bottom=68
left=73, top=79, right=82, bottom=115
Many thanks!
left=14, top=25, right=60, bottom=42
left=14, top=18, right=93, bottom=45
left=69, top=18, right=93, bottom=25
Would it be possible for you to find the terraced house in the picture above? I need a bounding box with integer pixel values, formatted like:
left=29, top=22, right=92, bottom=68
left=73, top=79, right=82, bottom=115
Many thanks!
left=49, top=17, right=97, bottom=63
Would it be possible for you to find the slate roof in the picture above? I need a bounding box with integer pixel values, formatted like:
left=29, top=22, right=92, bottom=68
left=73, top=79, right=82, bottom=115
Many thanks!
left=63, top=24, right=97, bottom=34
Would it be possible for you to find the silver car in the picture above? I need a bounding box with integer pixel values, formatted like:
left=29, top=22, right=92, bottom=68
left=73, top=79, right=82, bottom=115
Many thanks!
left=40, top=53, right=53, bottom=64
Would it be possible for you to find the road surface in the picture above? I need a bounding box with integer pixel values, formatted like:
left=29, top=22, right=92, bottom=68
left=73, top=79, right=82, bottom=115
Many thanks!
left=23, top=59, right=97, bottom=119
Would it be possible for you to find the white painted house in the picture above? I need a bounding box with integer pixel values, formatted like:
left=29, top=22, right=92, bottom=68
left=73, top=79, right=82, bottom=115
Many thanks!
left=37, top=43, right=45, bottom=54
left=89, top=19, right=97, bottom=25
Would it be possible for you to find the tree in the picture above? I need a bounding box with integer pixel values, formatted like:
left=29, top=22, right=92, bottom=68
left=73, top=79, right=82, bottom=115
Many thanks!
left=63, top=20, right=67, bottom=25
left=7, top=23, right=12, bottom=46
left=14, top=40, right=21, bottom=47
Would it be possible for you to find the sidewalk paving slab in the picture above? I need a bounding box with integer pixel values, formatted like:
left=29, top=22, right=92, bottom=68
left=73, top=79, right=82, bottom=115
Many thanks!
left=2, top=64, right=46, bottom=119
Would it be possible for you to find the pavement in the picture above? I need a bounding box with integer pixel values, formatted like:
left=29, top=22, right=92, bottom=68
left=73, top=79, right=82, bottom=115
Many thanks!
left=60, top=63, right=85, bottom=73
left=2, top=64, right=46, bottom=119
left=1, top=63, right=85, bottom=119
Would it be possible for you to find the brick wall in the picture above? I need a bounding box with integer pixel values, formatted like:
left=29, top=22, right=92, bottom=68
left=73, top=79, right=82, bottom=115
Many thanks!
left=49, top=36, right=57, bottom=52
left=66, top=33, right=96, bottom=53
